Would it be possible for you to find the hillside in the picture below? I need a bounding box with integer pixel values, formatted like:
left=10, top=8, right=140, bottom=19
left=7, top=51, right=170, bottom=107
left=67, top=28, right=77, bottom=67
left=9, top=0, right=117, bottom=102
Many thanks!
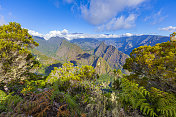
left=30, top=48, right=63, bottom=75
left=33, top=36, right=66, bottom=57
left=70, top=38, right=101, bottom=51
left=31, top=48, right=60, bottom=65
left=92, top=57, right=112, bottom=74
left=56, top=40, right=84, bottom=61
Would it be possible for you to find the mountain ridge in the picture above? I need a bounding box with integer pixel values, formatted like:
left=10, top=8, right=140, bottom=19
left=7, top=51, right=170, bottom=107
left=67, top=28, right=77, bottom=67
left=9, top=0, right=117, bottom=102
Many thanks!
left=32, top=36, right=129, bottom=74
left=32, top=34, right=170, bottom=75
left=69, top=35, right=170, bottom=54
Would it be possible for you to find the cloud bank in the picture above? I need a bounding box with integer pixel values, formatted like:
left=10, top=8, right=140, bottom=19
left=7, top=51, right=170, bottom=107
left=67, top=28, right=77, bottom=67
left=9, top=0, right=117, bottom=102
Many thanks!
left=53, top=0, right=146, bottom=31
left=80, top=0, right=145, bottom=31
left=28, top=29, right=143, bottom=40
left=159, top=26, right=176, bottom=32
left=81, top=0, right=145, bottom=25
left=98, top=14, right=137, bottom=31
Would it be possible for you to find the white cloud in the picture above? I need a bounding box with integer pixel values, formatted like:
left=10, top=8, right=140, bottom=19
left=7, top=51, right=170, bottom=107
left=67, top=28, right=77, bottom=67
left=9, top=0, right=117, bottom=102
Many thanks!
left=28, top=30, right=43, bottom=37
left=123, top=33, right=143, bottom=37
left=0, top=15, right=5, bottom=26
left=61, top=29, right=69, bottom=34
left=65, top=33, right=121, bottom=40
left=44, top=29, right=69, bottom=39
left=122, top=33, right=133, bottom=37
left=28, top=29, right=143, bottom=40
left=28, top=29, right=72, bottom=40
left=98, top=14, right=137, bottom=31
left=159, top=26, right=176, bottom=32
left=81, top=0, right=145, bottom=25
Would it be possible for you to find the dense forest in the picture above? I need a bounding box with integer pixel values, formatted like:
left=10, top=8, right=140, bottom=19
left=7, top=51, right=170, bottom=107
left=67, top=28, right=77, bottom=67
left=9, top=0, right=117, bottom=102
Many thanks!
left=0, top=22, right=176, bottom=117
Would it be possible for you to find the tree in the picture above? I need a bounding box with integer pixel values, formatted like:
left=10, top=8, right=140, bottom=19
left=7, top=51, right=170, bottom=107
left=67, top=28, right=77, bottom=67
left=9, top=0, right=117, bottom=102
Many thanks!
left=123, top=34, right=176, bottom=92
left=46, top=62, right=98, bottom=84
left=0, top=22, right=39, bottom=84
left=170, top=32, right=176, bottom=41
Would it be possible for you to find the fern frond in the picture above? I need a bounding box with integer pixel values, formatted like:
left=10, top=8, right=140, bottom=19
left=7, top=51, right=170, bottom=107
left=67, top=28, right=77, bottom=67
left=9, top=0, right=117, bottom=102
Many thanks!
left=13, top=89, right=54, bottom=116
left=57, top=104, right=70, bottom=117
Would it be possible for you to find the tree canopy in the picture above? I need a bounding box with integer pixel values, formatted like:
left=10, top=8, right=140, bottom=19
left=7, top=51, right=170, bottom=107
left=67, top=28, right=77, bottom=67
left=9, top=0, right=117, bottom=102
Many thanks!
left=123, top=35, right=176, bottom=92
left=0, top=22, right=39, bottom=84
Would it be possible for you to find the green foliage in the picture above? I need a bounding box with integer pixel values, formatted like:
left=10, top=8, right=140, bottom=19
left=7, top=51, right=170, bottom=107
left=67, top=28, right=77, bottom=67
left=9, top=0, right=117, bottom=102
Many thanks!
left=119, top=78, right=157, bottom=117
left=113, top=69, right=122, bottom=76
left=114, top=39, right=176, bottom=117
left=46, top=62, right=98, bottom=84
left=0, top=22, right=40, bottom=84
left=97, top=73, right=114, bottom=83
left=45, top=62, right=104, bottom=116
left=21, top=79, right=46, bottom=95
left=150, top=87, right=176, bottom=117
left=170, top=32, right=176, bottom=41
left=116, top=77, right=176, bottom=117
left=64, top=93, right=79, bottom=110
left=0, top=59, right=122, bottom=116
left=123, top=41, right=176, bottom=92
left=0, top=90, right=23, bottom=112
left=85, top=84, right=120, bottom=117
left=46, top=62, right=80, bottom=84
left=79, top=65, right=97, bottom=80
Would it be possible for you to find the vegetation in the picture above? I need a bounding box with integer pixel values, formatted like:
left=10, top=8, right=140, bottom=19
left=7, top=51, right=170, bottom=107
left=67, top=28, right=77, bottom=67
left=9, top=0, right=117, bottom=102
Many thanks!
left=121, top=36, right=176, bottom=116
left=123, top=40, right=176, bottom=93
left=0, top=22, right=40, bottom=88
left=0, top=22, right=175, bottom=117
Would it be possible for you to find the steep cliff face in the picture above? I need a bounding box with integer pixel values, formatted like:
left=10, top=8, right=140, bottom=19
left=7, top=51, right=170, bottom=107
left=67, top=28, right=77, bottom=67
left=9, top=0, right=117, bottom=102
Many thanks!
left=76, top=53, right=97, bottom=66
left=93, top=57, right=112, bottom=75
left=56, top=40, right=99, bottom=69
left=94, top=42, right=107, bottom=57
left=94, top=42, right=129, bottom=70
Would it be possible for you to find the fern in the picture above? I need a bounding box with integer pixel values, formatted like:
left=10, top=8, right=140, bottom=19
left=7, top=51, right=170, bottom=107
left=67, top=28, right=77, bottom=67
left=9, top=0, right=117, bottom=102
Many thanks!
left=0, top=112, right=27, bottom=117
left=57, top=104, right=70, bottom=117
left=64, top=93, right=78, bottom=108
left=13, top=89, right=54, bottom=116
left=120, top=78, right=157, bottom=117
left=119, top=78, right=176, bottom=117
left=150, top=87, right=176, bottom=117
left=0, top=90, right=23, bottom=112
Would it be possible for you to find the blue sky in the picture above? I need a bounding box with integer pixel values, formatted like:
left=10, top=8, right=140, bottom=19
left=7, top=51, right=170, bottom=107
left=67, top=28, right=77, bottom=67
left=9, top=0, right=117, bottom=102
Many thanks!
left=0, top=0, right=176, bottom=39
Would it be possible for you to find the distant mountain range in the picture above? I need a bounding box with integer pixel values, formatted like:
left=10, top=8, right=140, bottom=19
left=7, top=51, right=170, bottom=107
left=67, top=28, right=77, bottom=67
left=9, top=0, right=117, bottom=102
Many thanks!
left=32, top=35, right=170, bottom=75
left=71, top=35, right=170, bottom=54
left=70, top=38, right=101, bottom=51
